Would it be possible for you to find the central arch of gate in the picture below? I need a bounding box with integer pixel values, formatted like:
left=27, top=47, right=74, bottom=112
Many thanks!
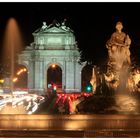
left=18, top=20, right=84, bottom=94
left=46, top=62, right=63, bottom=92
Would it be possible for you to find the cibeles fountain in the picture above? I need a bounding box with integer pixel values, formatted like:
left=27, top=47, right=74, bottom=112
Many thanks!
left=105, top=21, right=140, bottom=94
left=105, top=21, right=131, bottom=91
left=104, top=21, right=138, bottom=113
left=77, top=21, right=140, bottom=114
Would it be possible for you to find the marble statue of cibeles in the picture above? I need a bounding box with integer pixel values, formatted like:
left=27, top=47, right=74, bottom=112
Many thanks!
left=106, top=21, right=131, bottom=72
left=105, top=21, right=131, bottom=89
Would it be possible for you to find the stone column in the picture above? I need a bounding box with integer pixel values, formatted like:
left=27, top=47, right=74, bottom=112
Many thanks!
left=34, top=60, right=40, bottom=89
left=28, top=60, right=35, bottom=89
left=62, top=60, right=66, bottom=91
left=74, top=61, right=82, bottom=92
left=39, top=59, right=44, bottom=90
left=65, top=59, right=75, bottom=93
left=34, top=59, right=44, bottom=94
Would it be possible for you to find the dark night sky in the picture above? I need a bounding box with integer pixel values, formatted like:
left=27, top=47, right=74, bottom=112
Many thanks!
left=0, top=2, right=140, bottom=66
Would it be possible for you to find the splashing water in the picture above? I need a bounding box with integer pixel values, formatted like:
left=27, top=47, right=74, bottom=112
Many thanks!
left=2, top=18, right=23, bottom=93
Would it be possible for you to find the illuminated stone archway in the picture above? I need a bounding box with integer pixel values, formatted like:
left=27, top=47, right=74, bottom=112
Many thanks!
left=18, top=20, right=83, bottom=94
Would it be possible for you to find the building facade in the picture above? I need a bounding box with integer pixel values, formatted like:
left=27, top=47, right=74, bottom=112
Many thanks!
left=18, top=20, right=84, bottom=94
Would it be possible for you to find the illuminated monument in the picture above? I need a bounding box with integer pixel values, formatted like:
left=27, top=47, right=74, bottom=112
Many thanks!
left=105, top=21, right=131, bottom=91
left=18, top=20, right=83, bottom=93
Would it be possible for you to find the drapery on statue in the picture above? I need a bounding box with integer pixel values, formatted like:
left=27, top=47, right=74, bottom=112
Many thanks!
left=106, top=21, right=131, bottom=73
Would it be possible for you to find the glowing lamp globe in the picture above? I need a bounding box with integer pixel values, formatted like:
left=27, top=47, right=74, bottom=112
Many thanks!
left=52, top=64, right=56, bottom=68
